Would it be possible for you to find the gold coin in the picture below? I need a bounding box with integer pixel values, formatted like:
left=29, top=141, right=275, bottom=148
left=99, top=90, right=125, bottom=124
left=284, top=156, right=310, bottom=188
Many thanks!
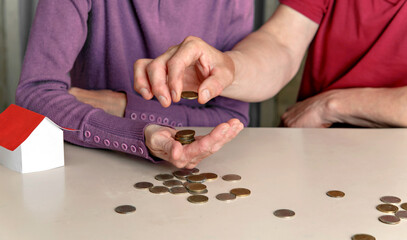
left=149, top=186, right=169, bottom=194
left=186, top=174, right=206, bottom=183
left=378, top=215, right=400, bottom=225
left=186, top=183, right=207, bottom=193
left=170, top=186, right=188, bottom=195
left=187, top=195, right=208, bottom=204
left=163, top=179, right=183, bottom=187
left=376, top=204, right=398, bottom=213
left=230, top=188, right=251, bottom=197
left=395, top=210, right=407, bottom=219
left=200, top=173, right=218, bottom=181
left=222, top=174, right=241, bottom=182
left=188, top=189, right=208, bottom=195
left=326, top=190, right=345, bottom=198
left=216, top=193, right=236, bottom=202
left=154, top=173, right=174, bottom=181
left=114, top=205, right=136, bottom=214
left=351, top=234, right=376, bottom=240
left=173, top=170, right=191, bottom=180
left=175, top=130, right=195, bottom=139
left=380, top=196, right=401, bottom=204
left=134, top=181, right=153, bottom=189
left=400, top=203, right=407, bottom=211
left=273, top=209, right=295, bottom=218
left=181, top=91, right=198, bottom=100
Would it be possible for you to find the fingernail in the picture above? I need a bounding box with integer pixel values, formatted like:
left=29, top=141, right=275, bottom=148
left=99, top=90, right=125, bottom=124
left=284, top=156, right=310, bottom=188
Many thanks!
left=158, top=96, right=167, bottom=105
left=140, top=88, right=149, bottom=97
left=171, top=90, right=177, bottom=101
left=201, top=89, right=210, bottom=102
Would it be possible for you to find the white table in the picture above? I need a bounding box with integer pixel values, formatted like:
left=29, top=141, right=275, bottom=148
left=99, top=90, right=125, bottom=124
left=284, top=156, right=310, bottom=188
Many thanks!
left=1, top=128, right=407, bottom=240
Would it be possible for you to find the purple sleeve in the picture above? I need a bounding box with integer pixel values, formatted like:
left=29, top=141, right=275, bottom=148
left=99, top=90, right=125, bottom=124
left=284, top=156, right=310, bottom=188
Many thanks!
left=16, top=0, right=155, bottom=161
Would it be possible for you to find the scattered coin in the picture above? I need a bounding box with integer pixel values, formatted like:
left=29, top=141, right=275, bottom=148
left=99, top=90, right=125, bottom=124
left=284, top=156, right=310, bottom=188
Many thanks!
left=173, top=170, right=191, bottom=180
left=134, top=181, right=153, bottom=189
left=376, top=204, right=399, bottom=213
left=326, top=190, right=345, bottom=198
left=401, top=203, right=407, bottom=211
left=149, top=186, right=169, bottom=194
left=395, top=210, right=407, bottom=219
left=190, top=168, right=200, bottom=174
left=230, top=188, right=251, bottom=197
left=181, top=91, right=198, bottom=100
left=175, top=130, right=195, bottom=145
left=170, top=186, right=188, bottom=195
left=186, top=174, right=206, bottom=183
left=188, top=189, right=208, bottom=195
left=163, top=179, right=183, bottom=187
left=378, top=215, right=400, bottom=225
left=187, top=195, right=208, bottom=204
left=222, top=174, right=241, bottom=182
left=155, top=173, right=174, bottom=181
left=200, top=172, right=218, bottom=181
left=114, top=205, right=136, bottom=214
left=351, top=234, right=376, bottom=240
left=216, top=193, right=236, bottom=202
left=273, top=209, right=295, bottom=218
left=380, top=196, right=401, bottom=204
left=186, top=183, right=207, bottom=193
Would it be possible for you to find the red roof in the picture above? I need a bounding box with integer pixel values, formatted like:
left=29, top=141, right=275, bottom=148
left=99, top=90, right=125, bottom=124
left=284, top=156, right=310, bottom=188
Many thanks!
left=0, top=104, right=45, bottom=151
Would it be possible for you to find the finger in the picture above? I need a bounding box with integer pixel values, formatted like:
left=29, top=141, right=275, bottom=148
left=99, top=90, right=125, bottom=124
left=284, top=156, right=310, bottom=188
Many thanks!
left=197, top=75, right=224, bottom=104
left=134, top=59, right=154, bottom=100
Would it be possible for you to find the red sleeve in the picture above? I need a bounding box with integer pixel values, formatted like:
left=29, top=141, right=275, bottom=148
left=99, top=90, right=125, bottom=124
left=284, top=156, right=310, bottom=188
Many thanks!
left=279, top=0, right=330, bottom=24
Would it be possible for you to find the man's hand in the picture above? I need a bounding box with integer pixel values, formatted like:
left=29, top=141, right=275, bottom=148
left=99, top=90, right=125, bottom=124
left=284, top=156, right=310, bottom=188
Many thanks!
left=69, top=87, right=127, bottom=117
left=144, top=118, right=244, bottom=169
left=134, top=36, right=235, bottom=108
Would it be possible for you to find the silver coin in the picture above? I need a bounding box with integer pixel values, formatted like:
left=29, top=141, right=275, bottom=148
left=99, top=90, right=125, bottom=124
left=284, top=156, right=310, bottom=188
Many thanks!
left=114, top=205, right=136, bottom=214
left=380, top=196, right=401, bottom=204
left=163, top=179, right=183, bottom=187
left=155, top=173, right=174, bottom=181
left=274, top=209, right=295, bottom=218
left=395, top=210, right=407, bottom=219
left=170, top=186, right=188, bottom=195
left=222, top=174, right=241, bottom=182
left=216, top=193, right=236, bottom=202
left=149, top=186, right=169, bottom=194
left=134, top=181, right=153, bottom=189
left=378, top=215, right=400, bottom=225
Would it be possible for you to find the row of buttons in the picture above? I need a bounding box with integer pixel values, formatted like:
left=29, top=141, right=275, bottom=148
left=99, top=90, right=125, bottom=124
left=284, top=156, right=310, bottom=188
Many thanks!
left=130, top=112, right=183, bottom=127
left=84, top=131, right=144, bottom=155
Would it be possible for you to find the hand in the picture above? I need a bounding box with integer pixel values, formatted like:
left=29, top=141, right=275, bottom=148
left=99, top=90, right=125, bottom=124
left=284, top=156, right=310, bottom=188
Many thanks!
left=281, top=90, right=341, bottom=128
left=134, top=36, right=235, bottom=107
left=69, top=87, right=127, bottom=117
left=144, top=118, right=244, bottom=169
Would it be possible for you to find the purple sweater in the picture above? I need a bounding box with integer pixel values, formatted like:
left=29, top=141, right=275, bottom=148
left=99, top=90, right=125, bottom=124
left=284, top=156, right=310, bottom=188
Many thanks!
left=16, top=0, right=253, bottom=162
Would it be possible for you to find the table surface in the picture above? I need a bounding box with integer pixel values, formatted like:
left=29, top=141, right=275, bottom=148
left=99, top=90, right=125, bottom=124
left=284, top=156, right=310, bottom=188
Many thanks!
left=1, top=128, right=407, bottom=240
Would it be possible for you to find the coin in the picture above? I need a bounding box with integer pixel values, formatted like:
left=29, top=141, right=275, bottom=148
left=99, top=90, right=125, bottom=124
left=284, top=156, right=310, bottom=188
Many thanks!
left=114, top=205, right=136, bottom=214
left=222, top=174, right=241, bottom=182
left=187, top=195, right=208, bottom=204
left=173, top=170, right=191, bottom=180
left=351, top=234, right=376, bottom=240
left=134, top=181, right=153, bottom=189
left=230, top=188, right=251, bottom=197
left=380, top=196, right=401, bottom=204
left=170, top=186, right=188, bottom=195
left=181, top=91, right=198, bottom=100
left=175, top=129, right=195, bottom=139
left=200, top=172, right=218, bottom=181
left=395, top=210, right=407, bottom=219
left=163, top=179, right=183, bottom=187
left=186, top=183, right=207, bottom=193
left=186, top=174, right=206, bottom=183
left=149, top=186, right=169, bottom=194
left=401, top=203, right=407, bottom=211
left=378, top=215, right=400, bottom=225
left=188, top=189, right=208, bottom=195
left=376, top=204, right=398, bottom=213
left=273, top=209, right=295, bottom=218
left=189, top=168, right=200, bottom=174
left=216, top=193, right=236, bottom=202
left=326, top=190, right=345, bottom=198
left=154, top=174, right=174, bottom=181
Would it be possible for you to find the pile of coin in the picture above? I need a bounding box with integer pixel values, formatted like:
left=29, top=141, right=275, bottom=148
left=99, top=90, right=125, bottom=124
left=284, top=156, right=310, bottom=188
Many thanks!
left=376, top=195, right=407, bottom=225
left=174, top=130, right=195, bottom=145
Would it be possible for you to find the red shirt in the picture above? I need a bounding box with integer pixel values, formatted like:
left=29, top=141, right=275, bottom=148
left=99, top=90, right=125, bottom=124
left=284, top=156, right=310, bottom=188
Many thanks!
left=280, top=0, right=407, bottom=101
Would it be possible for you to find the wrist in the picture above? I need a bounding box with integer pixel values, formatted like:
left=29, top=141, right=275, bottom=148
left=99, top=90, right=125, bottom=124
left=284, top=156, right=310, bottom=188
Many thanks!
left=324, top=90, right=345, bottom=123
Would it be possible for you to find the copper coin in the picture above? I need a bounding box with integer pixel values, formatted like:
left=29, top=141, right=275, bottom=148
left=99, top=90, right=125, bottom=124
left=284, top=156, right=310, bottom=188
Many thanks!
left=181, top=91, right=198, bottom=100
left=149, top=186, right=169, bottom=194
left=216, top=193, right=236, bottom=202
left=376, top=204, right=398, bottom=213
left=114, top=205, right=136, bottom=214
left=175, top=130, right=195, bottom=139
left=186, top=183, right=207, bottom=193
left=401, top=203, right=407, bottom=211
left=395, top=210, right=407, bottom=219
left=170, top=186, right=188, bottom=195
left=326, top=190, right=345, bottom=198
left=378, top=215, right=400, bottom=225
left=380, top=196, right=401, bottom=204
left=173, top=170, right=192, bottom=180
left=163, top=179, right=183, bottom=187
left=200, top=173, right=218, bottom=181
left=134, top=181, right=153, bottom=189
left=186, top=174, right=206, bottom=183
left=187, top=195, right=208, bottom=204
left=351, top=234, right=376, bottom=240
left=154, top=173, right=174, bottom=181
left=273, top=209, right=295, bottom=218
left=222, top=174, right=241, bottom=182
left=188, top=189, right=208, bottom=195
left=230, top=188, right=251, bottom=197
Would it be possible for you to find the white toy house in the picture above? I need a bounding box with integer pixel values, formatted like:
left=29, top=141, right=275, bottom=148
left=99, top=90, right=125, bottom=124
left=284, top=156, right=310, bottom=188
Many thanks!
left=0, top=104, right=65, bottom=173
